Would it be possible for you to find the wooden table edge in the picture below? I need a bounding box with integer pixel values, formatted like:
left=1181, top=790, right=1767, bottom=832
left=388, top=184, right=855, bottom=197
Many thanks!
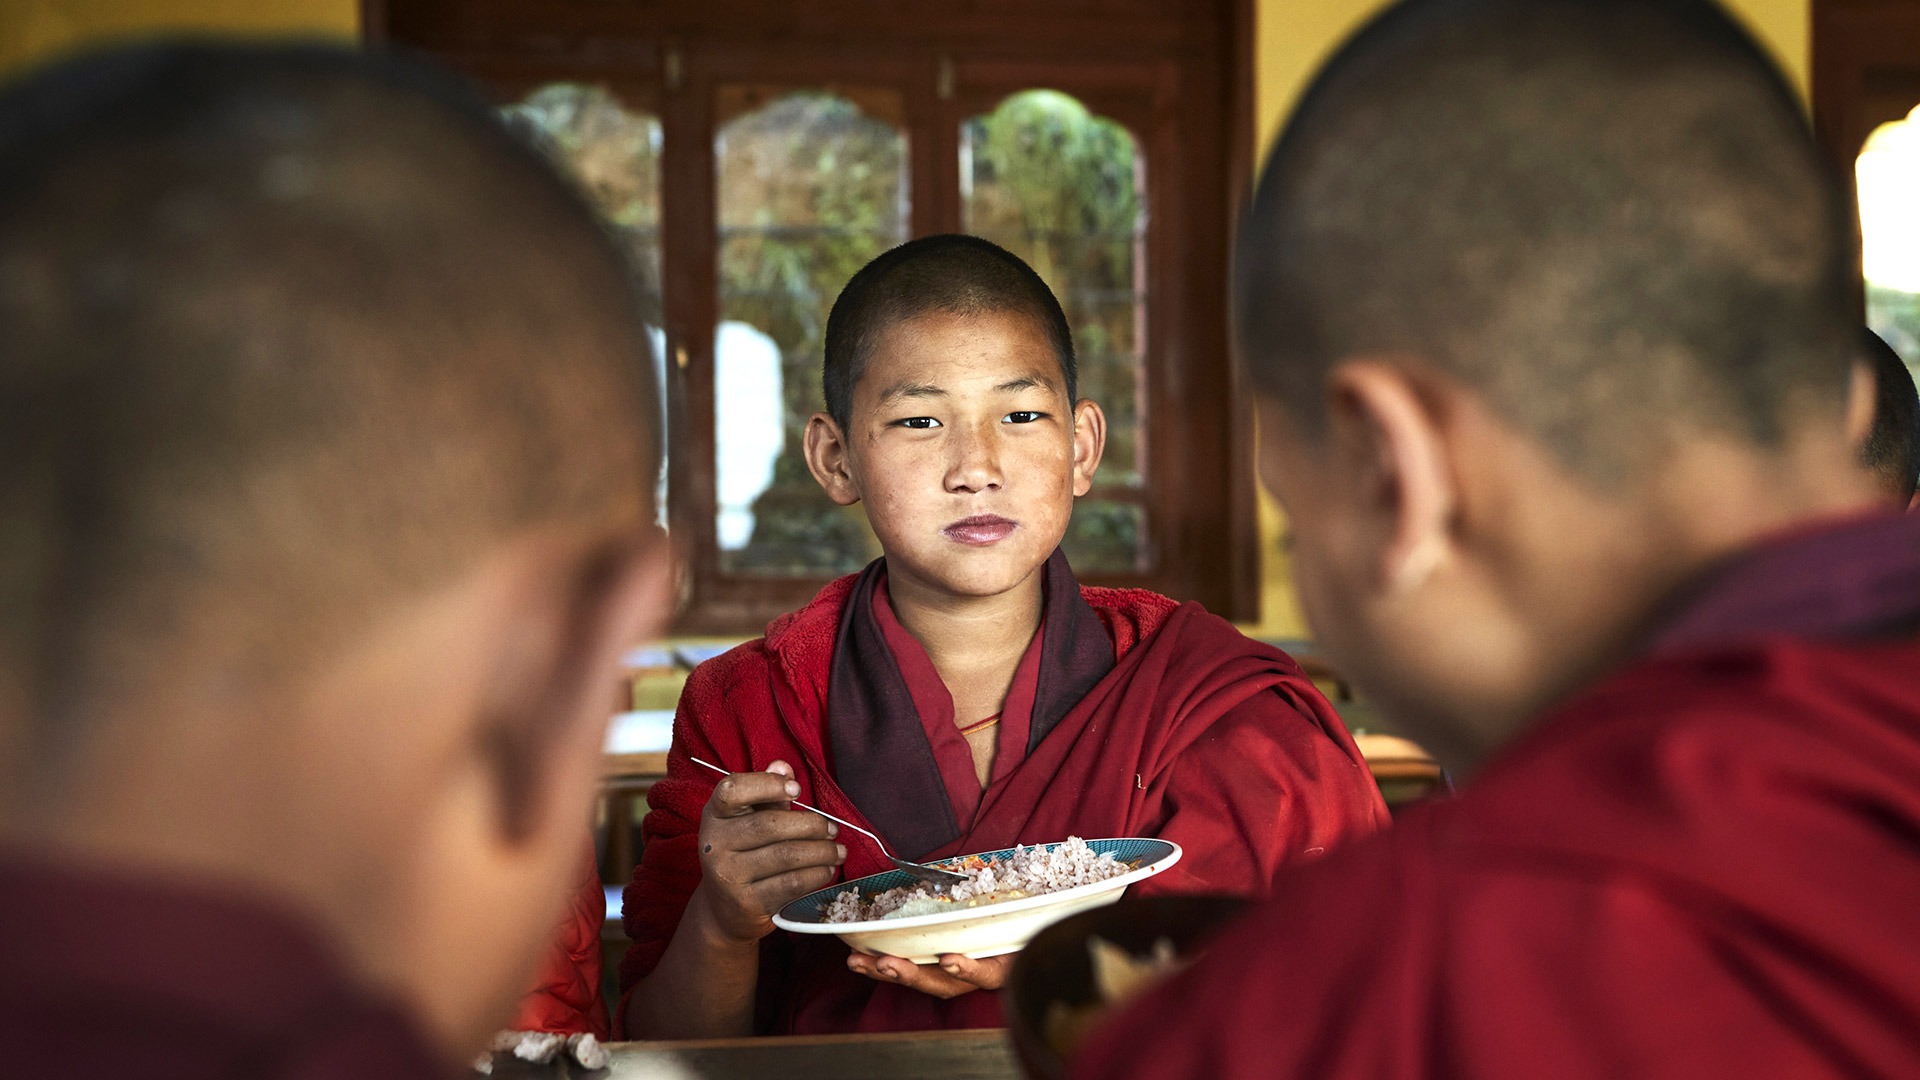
left=603, top=751, right=669, bottom=779
left=602, top=1028, right=1011, bottom=1052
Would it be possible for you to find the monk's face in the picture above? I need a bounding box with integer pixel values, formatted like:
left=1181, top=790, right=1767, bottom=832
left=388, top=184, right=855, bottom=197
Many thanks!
left=332, top=524, right=672, bottom=1057
left=805, top=310, right=1105, bottom=600
left=1252, top=395, right=1439, bottom=732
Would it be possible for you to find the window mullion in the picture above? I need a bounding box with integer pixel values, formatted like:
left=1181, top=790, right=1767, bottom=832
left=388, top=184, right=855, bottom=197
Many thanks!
left=660, top=48, right=722, bottom=624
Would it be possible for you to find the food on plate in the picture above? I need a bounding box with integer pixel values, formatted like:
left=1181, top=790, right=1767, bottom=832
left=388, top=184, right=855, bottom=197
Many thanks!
left=1044, top=936, right=1187, bottom=1059
left=822, top=836, right=1131, bottom=924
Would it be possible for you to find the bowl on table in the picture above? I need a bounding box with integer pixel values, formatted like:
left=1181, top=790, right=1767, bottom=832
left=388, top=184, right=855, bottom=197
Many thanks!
left=771, top=837, right=1181, bottom=965
left=1004, top=893, right=1253, bottom=1080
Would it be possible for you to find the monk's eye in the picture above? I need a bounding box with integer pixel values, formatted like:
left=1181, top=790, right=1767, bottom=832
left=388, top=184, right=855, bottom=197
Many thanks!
left=1003, top=411, right=1046, bottom=424
left=895, top=416, right=942, bottom=429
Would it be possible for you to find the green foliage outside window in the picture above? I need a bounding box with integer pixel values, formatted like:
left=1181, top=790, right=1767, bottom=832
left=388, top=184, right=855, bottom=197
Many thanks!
left=718, top=92, right=905, bottom=576
left=1869, top=284, right=1920, bottom=375
left=966, top=90, right=1150, bottom=572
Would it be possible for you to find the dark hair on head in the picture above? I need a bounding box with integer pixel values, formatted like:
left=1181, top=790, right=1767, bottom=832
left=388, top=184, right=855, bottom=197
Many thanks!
left=1235, top=0, right=1857, bottom=483
left=822, top=234, right=1075, bottom=427
left=0, top=41, right=660, bottom=781
left=1860, top=329, right=1920, bottom=503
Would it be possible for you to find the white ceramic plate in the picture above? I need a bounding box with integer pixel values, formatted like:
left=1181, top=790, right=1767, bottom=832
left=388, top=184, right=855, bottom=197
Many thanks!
left=771, top=838, right=1181, bottom=965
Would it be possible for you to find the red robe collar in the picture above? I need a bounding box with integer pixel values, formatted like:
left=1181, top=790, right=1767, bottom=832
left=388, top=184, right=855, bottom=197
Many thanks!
left=828, top=550, right=1114, bottom=859
left=871, top=572, right=1050, bottom=836
left=1647, top=508, right=1920, bottom=654
left=749, top=553, right=1181, bottom=877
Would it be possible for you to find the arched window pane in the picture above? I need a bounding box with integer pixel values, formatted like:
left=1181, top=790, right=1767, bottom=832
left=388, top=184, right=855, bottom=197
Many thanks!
left=716, top=89, right=907, bottom=576
left=501, top=84, right=667, bottom=524
left=1860, top=105, right=1920, bottom=374
left=963, top=90, right=1149, bottom=574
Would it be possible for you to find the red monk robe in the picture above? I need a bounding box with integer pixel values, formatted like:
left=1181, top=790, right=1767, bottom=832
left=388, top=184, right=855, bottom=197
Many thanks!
left=618, top=550, right=1388, bottom=1034
left=509, top=848, right=610, bottom=1038
left=1076, top=510, right=1920, bottom=1080
left=0, top=856, right=445, bottom=1080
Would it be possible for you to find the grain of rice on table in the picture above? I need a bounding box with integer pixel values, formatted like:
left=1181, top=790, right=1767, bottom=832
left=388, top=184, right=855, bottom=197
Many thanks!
left=823, top=836, right=1130, bottom=923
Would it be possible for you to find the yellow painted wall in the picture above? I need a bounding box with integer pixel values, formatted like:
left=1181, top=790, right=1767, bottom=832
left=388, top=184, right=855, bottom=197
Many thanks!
left=1239, top=0, right=1811, bottom=640
left=0, top=0, right=356, bottom=77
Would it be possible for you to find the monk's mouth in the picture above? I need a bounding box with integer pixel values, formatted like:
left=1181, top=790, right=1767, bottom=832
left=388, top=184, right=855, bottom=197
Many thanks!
left=943, top=514, right=1018, bottom=546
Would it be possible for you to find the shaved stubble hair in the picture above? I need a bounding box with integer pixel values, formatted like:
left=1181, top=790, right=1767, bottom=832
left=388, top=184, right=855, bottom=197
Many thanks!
left=1235, top=0, right=1857, bottom=482
left=822, top=233, right=1077, bottom=428
left=0, top=44, right=661, bottom=791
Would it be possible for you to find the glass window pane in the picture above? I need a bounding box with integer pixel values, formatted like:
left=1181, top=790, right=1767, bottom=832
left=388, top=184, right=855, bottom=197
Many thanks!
left=501, top=85, right=668, bottom=525
left=1061, top=498, right=1146, bottom=575
left=715, top=89, right=907, bottom=576
left=1860, top=105, right=1920, bottom=375
left=963, top=90, right=1149, bottom=572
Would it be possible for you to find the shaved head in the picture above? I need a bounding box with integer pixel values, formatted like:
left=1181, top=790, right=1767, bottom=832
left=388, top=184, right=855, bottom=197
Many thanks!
left=1236, top=0, right=1855, bottom=481
left=0, top=45, right=660, bottom=783
left=1860, top=329, right=1920, bottom=503
left=824, top=234, right=1075, bottom=428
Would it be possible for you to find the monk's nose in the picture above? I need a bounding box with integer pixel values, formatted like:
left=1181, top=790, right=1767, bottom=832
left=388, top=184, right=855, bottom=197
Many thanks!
left=945, top=426, right=1003, bottom=493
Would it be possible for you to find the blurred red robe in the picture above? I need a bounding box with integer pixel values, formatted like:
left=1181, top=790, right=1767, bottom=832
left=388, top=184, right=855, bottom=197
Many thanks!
left=616, top=550, right=1387, bottom=1034
left=1076, top=511, right=1920, bottom=1079
left=508, top=848, right=609, bottom=1038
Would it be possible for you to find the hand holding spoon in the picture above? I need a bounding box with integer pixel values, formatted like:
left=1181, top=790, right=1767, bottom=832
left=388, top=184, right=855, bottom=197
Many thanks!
left=688, top=756, right=968, bottom=890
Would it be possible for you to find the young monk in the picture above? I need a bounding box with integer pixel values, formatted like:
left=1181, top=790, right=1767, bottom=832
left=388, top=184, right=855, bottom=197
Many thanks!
left=1075, top=1, right=1920, bottom=1076
left=616, top=234, right=1388, bottom=1037
left=1859, top=328, right=1920, bottom=508
left=0, top=43, right=669, bottom=1077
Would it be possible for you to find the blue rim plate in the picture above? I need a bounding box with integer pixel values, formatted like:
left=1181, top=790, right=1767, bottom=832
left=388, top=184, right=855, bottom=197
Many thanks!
left=772, top=837, right=1181, bottom=935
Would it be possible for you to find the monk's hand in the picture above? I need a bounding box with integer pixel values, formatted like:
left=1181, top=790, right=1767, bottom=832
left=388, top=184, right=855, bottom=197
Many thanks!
left=691, top=759, right=846, bottom=946
left=845, top=952, right=1013, bottom=999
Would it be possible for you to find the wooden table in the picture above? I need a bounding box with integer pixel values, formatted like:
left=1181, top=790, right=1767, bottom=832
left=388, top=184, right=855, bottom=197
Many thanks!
left=603, top=751, right=668, bottom=780
left=486, top=1029, right=1022, bottom=1080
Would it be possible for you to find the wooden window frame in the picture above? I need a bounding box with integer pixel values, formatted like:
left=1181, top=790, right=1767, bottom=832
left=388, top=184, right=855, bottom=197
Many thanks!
left=367, top=0, right=1259, bottom=634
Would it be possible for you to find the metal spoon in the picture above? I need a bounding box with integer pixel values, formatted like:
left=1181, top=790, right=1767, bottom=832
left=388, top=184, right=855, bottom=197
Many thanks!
left=689, top=756, right=969, bottom=890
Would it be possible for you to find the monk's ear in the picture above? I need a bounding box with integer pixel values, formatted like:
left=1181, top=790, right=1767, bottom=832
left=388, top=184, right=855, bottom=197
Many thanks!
left=478, top=528, right=673, bottom=846
left=1070, top=398, right=1107, bottom=497
left=804, top=412, right=862, bottom=507
left=1325, top=360, right=1457, bottom=596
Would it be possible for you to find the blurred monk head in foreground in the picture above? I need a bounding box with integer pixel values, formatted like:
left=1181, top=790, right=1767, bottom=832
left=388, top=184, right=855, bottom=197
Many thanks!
left=1072, top=5, right=1920, bottom=1079
left=0, top=43, right=669, bottom=1063
left=1236, top=0, right=1874, bottom=772
left=1855, top=328, right=1920, bottom=509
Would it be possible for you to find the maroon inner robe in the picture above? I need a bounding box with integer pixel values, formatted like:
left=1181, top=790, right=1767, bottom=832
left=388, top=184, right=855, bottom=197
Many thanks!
left=840, top=552, right=1101, bottom=857
left=0, top=854, right=446, bottom=1080
left=868, top=571, right=1048, bottom=831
